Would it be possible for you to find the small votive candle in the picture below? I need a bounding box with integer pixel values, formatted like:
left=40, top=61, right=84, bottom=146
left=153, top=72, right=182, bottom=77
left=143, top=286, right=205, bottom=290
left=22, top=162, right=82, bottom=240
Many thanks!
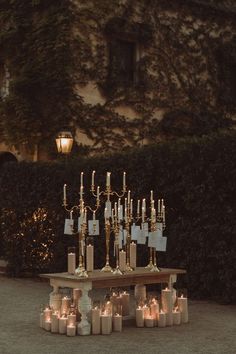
left=59, top=316, right=67, bottom=334
left=43, top=307, right=52, bottom=322
left=158, top=310, right=166, bottom=328
left=178, top=295, right=189, bottom=323
left=145, top=315, right=154, bottom=328
left=136, top=306, right=144, bottom=327
left=113, top=313, right=122, bottom=332
left=173, top=308, right=181, bottom=325
left=67, top=313, right=76, bottom=327
left=67, top=325, right=76, bottom=336
left=51, top=312, right=59, bottom=333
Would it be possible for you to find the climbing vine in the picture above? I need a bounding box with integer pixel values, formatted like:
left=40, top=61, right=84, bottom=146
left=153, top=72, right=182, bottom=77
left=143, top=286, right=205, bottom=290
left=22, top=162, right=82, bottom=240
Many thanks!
left=0, top=0, right=235, bottom=156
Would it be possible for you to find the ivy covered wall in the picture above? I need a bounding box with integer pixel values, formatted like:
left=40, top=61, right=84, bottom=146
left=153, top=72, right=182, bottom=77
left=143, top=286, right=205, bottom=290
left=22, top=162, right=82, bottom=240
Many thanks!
left=0, top=0, right=235, bottom=158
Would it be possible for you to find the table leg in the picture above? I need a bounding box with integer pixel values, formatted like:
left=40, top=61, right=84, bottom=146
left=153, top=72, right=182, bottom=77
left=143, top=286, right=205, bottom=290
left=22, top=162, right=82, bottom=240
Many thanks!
left=77, top=282, right=92, bottom=335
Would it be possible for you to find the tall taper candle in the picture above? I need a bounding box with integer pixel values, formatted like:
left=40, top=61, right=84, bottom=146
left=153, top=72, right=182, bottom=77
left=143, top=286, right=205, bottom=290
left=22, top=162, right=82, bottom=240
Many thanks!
left=92, top=170, right=95, bottom=187
left=80, top=172, right=83, bottom=187
left=123, top=172, right=126, bottom=190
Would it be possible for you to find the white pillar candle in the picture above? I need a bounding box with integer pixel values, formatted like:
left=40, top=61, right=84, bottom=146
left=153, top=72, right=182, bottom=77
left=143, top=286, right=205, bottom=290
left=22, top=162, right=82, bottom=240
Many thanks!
left=165, top=312, right=173, bottom=326
left=49, top=292, right=62, bottom=311
left=120, top=291, right=130, bottom=316
left=59, top=316, right=67, bottom=334
left=136, top=306, right=144, bottom=327
left=130, top=242, right=137, bottom=269
left=86, top=244, right=94, bottom=272
left=178, top=295, right=188, bottom=323
left=119, top=250, right=126, bottom=272
left=51, top=313, right=59, bottom=333
left=113, top=314, right=122, bottom=332
left=43, top=308, right=52, bottom=322
left=39, top=312, right=44, bottom=328
left=143, top=305, right=150, bottom=318
left=150, top=300, right=159, bottom=325
left=158, top=310, right=166, bottom=327
left=92, top=307, right=101, bottom=334
left=67, top=325, right=76, bottom=336
left=67, top=314, right=76, bottom=327
left=44, top=320, right=51, bottom=331
left=162, top=288, right=173, bottom=317
left=145, top=315, right=154, bottom=328
left=61, top=296, right=71, bottom=315
left=173, top=309, right=181, bottom=325
left=68, top=252, right=76, bottom=274
left=101, top=313, right=112, bottom=334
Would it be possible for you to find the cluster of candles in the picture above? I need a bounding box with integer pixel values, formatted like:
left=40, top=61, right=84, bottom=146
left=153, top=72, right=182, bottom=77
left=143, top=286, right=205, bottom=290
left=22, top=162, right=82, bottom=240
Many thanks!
left=136, top=288, right=188, bottom=328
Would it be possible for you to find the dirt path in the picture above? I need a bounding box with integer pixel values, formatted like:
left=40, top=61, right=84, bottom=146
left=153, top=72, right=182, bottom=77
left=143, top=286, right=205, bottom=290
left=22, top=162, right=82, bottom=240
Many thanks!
left=0, top=276, right=235, bottom=354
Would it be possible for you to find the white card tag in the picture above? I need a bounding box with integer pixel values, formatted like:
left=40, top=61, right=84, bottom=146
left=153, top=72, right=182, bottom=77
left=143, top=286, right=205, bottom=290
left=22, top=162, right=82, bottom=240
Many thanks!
left=137, top=227, right=146, bottom=244
left=118, top=205, right=123, bottom=221
left=64, top=219, right=74, bottom=235
left=123, top=229, right=127, bottom=245
left=119, top=227, right=123, bottom=249
left=88, top=220, right=99, bottom=235
left=142, top=222, right=149, bottom=237
left=131, top=223, right=137, bottom=240
left=156, top=236, right=167, bottom=252
left=148, top=231, right=158, bottom=248
left=156, top=222, right=163, bottom=237
left=105, top=201, right=112, bottom=218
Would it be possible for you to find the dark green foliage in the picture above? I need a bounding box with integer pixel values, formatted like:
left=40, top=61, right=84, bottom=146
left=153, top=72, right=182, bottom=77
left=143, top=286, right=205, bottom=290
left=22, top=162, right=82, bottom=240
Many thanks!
left=0, top=131, right=236, bottom=303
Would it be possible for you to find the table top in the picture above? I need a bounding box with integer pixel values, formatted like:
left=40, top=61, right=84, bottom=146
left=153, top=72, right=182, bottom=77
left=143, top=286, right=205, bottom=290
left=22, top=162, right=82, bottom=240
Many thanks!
left=40, top=267, right=186, bottom=288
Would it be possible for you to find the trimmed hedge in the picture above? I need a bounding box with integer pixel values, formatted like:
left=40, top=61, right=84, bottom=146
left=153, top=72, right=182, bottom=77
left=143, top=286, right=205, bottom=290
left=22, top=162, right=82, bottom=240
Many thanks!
left=0, top=131, right=236, bottom=303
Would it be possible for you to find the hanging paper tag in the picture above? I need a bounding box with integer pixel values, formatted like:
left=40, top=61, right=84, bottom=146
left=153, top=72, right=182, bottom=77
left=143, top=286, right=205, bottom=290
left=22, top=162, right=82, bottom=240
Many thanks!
left=88, top=220, right=99, bottom=235
left=148, top=231, right=158, bottom=248
left=141, top=222, right=149, bottom=237
left=156, top=222, right=163, bottom=237
left=105, top=201, right=112, bottom=218
left=64, top=219, right=74, bottom=235
left=137, top=228, right=146, bottom=244
left=119, top=227, right=123, bottom=249
left=156, top=236, right=167, bottom=252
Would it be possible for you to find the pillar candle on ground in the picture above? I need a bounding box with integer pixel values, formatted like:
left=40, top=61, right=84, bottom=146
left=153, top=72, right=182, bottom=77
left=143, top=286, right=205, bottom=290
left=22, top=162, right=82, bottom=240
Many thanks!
left=39, top=312, right=44, bottom=328
left=92, top=307, right=101, bottom=335
left=43, top=307, right=52, bottom=322
left=67, top=313, right=76, bottom=327
left=49, top=292, right=62, bottom=312
left=51, top=312, right=59, bottom=333
left=86, top=244, right=94, bottom=272
left=119, top=250, right=126, bottom=272
left=145, top=315, right=154, bottom=328
left=173, top=308, right=181, bottom=325
left=61, top=296, right=71, bottom=315
left=178, top=295, right=188, bottom=323
left=59, top=316, right=67, bottom=334
left=120, top=291, right=130, bottom=316
left=136, top=306, right=144, bottom=327
left=67, top=325, right=76, bottom=336
left=162, top=288, right=173, bottom=326
left=101, top=313, right=112, bottom=334
left=150, top=300, right=159, bottom=326
left=158, top=310, right=166, bottom=328
left=113, top=314, right=122, bottom=332
left=130, top=242, right=137, bottom=269
left=68, top=252, right=76, bottom=274
left=44, top=320, right=51, bottom=331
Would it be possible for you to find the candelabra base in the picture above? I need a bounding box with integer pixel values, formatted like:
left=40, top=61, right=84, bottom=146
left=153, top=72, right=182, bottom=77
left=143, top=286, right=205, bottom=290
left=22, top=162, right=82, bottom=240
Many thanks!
left=101, top=263, right=113, bottom=272
left=150, top=265, right=161, bottom=272
left=145, top=262, right=153, bottom=269
left=125, top=264, right=133, bottom=272
left=113, top=266, right=123, bottom=275
left=75, top=267, right=89, bottom=278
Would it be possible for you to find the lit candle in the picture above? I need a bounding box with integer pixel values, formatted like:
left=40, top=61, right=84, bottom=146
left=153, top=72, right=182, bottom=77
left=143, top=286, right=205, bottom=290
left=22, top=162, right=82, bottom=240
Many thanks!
left=97, top=186, right=100, bottom=203
left=143, top=305, right=149, bottom=318
left=137, top=199, right=140, bottom=216
left=173, top=308, right=181, bottom=325
left=92, top=307, right=101, bottom=334
left=101, top=312, right=112, bottom=335
left=93, top=211, right=96, bottom=221
left=70, top=210, right=73, bottom=220
left=130, top=199, right=133, bottom=216
left=113, top=313, right=122, bottom=332
left=86, top=244, right=94, bottom=272
left=92, top=170, right=95, bottom=187
left=145, top=315, right=154, bottom=328
left=158, top=310, right=166, bottom=327
left=119, top=250, right=126, bottom=272
left=106, top=172, right=111, bottom=188
left=120, top=291, right=130, bottom=316
left=158, top=199, right=161, bottom=214
left=59, top=315, right=67, bottom=334
left=136, top=306, right=144, bottom=327
left=142, top=198, right=146, bottom=213
left=128, top=190, right=131, bottom=205
left=130, top=242, right=136, bottom=269
left=163, top=205, right=165, bottom=224
left=142, top=207, right=145, bottom=223
left=80, top=185, right=83, bottom=200
left=61, top=296, right=71, bottom=315
left=51, top=312, right=59, bottom=333
left=67, top=313, right=76, bottom=327
left=104, top=207, right=108, bottom=220
left=111, top=209, right=114, bottom=224
left=44, top=320, right=51, bottom=331
left=150, top=190, right=153, bottom=202
left=178, top=295, right=188, bottom=323
left=67, top=324, right=76, bottom=336
left=80, top=172, right=83, bottom=187
left=114, top=202, right=117, bottom=218
left=161, top=288, right=173, bottom=326
left=123, top=172, right=126, bottom=190
left=150, top=299, right=159, bottom=325
left=43, top=307, right=52, bottom=322
left=39, top=312, right=44, bottom=328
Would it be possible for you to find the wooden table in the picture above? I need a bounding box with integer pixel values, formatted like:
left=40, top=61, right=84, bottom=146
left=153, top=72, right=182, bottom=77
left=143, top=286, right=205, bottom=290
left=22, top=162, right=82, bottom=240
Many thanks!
left=41, top=267, right=186, bottom=335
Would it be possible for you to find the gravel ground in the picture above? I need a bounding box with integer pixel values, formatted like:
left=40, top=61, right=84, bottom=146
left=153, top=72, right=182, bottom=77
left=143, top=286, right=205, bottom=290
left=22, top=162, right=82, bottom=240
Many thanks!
left=0, top=275, right=235, bottom=354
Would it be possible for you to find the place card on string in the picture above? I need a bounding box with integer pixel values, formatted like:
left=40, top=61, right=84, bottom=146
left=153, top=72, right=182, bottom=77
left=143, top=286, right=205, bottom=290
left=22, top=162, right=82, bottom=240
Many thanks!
left=141, top=222, right=149, bottom=237
left=156, top=222, right=163, bottom=237
left=64, top=219, right=74, bottom=235
left=137, top=227, right=146, bottom=244
left=88, top=220, right=99, bottom=235
left=131, top=223, right=138, bottom=241
left=156, top=236, right=167, bottom=252
left=105, top=201, right=112, bottom=218
left=148, top=231, right=158, bottom=248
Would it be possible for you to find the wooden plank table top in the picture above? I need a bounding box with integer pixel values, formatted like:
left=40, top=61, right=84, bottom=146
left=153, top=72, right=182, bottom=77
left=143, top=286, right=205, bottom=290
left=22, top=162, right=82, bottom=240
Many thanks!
left=40, top=267, right=186, bottom=289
